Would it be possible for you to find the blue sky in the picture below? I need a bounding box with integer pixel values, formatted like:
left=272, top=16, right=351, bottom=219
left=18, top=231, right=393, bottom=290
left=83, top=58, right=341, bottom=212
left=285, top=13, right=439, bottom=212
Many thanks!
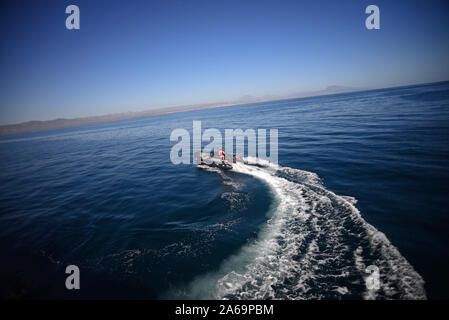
left=0, top=0, right=448, bottom=124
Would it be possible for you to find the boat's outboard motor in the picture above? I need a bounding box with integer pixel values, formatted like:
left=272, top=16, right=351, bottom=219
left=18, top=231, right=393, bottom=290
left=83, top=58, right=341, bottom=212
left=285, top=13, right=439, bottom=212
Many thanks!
left=193, top=151, right=202, bottom=164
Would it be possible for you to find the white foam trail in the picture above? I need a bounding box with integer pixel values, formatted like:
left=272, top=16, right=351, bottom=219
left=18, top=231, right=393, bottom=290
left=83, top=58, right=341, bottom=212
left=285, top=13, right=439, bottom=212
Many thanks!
left=176, top=161, right=426, bottom=300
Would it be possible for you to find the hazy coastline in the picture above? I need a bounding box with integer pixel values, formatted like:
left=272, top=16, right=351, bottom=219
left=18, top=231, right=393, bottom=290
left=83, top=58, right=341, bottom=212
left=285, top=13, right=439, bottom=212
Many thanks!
left=0, top=85, right=365, bottom=136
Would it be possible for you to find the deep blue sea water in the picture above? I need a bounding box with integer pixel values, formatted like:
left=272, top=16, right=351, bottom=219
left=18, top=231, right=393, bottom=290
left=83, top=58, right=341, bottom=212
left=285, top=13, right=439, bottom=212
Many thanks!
left=1, top=81, right=448, bottom=299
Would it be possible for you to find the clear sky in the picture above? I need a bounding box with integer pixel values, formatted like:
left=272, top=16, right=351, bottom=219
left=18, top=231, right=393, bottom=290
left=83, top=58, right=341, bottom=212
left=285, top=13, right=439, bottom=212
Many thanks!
left=0, top=0, right=448, bottom=125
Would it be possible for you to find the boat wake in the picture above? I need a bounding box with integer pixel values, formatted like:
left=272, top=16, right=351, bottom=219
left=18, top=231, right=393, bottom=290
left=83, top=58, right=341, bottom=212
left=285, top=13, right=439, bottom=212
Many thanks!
left=168, top=159, right=426, bottom=300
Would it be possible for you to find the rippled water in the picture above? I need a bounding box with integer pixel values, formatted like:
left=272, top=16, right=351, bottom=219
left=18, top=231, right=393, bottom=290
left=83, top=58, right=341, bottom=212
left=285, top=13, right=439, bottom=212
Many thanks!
left=1, top=81, right=448, bottom=299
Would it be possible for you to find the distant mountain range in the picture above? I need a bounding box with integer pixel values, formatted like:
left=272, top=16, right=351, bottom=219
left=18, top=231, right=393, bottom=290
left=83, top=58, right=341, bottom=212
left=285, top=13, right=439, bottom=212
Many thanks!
left=290, top=85, right=366, bottom=98
left=0, top=85, right=365, bottom=136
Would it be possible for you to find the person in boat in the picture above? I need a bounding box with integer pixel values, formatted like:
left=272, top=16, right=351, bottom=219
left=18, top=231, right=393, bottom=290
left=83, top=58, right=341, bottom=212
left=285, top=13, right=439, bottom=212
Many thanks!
left=219, top=146, right=226, bottom=164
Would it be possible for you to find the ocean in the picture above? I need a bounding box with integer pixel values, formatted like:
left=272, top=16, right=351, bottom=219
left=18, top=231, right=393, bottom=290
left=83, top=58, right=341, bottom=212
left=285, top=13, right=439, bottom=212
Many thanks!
left=1, top=81, right=448, bottom=299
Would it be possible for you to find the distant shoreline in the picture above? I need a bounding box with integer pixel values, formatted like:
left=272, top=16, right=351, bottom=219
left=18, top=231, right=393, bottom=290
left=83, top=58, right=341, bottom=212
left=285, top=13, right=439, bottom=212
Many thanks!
left=0, top=81, right=445, bottom=136
left=0, top=98, right=283, bottom=136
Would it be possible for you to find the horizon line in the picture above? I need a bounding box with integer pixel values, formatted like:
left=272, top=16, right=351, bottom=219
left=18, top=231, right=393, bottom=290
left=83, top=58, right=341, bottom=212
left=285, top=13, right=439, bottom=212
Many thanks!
left=1, top=80, right=448, bottom=137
